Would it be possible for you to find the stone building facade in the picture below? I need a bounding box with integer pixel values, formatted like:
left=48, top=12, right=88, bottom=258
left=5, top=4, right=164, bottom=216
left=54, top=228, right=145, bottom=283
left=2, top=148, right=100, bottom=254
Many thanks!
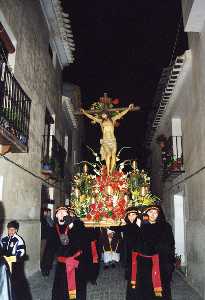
left=147, top=1, right=205, bottom=298
left=0, top=0, right=80, bottom=275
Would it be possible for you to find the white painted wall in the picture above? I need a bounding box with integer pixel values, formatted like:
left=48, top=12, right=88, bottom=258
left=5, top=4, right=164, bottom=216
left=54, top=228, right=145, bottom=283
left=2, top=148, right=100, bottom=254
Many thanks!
left=174, top=193, right=186, bottom=266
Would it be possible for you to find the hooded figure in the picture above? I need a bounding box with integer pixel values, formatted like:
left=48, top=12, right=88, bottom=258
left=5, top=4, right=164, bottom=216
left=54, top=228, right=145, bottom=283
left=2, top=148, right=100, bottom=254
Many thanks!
left=41, top=207, right=92, bottom=300
left=126, top=205, right=175, bottom=300
left=121, top=207, right=141, bottom=279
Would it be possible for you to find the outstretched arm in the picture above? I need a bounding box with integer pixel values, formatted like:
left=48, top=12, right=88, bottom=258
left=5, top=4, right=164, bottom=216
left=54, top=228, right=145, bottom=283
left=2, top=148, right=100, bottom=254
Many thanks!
left=112, top=104, right=134, bottom=122
left=81, top=109, right=101, bottom=124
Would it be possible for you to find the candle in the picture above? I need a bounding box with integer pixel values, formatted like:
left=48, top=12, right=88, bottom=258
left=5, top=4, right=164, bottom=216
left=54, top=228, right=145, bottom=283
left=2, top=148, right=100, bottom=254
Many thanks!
left=140, top=186, right=146, bottom=197
left=74, top=188, right=80, bottom=198
left=83, top=163, right=88, bottom=174
left=107, top=185, right=112, bottom=196
left=132, top=160, right=137, bottom=170
left=124, top=194, right=128, bottom=202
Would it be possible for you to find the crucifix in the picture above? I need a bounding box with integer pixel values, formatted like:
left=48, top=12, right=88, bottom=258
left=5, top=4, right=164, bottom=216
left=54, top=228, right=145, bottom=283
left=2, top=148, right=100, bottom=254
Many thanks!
left=80, top=93, right=140, bottom=176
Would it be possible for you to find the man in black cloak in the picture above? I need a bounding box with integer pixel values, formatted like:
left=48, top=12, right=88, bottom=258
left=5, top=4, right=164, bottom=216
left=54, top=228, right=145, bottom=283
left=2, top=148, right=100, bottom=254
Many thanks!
left=41, top=206, right=92, bottom=300
left=126, top=205, right=175, bottom=300
left=121, top=206, right=141, bottom=279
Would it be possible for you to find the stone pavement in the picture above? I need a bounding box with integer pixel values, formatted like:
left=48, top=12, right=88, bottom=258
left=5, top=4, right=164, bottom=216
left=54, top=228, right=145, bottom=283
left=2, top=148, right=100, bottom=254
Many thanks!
left=29, top=264, right=203, bottom=300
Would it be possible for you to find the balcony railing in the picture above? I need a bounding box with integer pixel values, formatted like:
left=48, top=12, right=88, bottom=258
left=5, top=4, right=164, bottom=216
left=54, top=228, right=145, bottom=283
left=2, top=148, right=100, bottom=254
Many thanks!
left=41, top=135, right=66, bottom=179
left=0, top=61, right=31, bottom=152
left=159, top=135, right=185, bottom=180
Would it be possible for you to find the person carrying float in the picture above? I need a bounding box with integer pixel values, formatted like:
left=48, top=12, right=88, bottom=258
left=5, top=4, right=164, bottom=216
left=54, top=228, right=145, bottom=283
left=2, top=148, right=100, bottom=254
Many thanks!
left=41, top=206, right=92, bottom=300
left=126, top=205, right=175, bottom=300
left=120, top=206, right=141, bottom=279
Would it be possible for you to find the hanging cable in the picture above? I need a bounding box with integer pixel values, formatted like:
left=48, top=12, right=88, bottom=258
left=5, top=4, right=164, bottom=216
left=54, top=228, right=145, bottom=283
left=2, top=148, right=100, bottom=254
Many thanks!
left=0, top=153, right=70, bottom=193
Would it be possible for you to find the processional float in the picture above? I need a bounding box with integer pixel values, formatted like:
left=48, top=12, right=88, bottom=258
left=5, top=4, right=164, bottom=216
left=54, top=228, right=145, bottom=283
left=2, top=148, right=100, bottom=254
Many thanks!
left=71, top=93, right=159, bottom=227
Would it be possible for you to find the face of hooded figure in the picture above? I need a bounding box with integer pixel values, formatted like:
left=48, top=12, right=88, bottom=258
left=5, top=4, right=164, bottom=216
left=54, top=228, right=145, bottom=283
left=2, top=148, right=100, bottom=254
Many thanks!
left=127, top=212, right=137, bottom=223
left=55, top=209, right=68, bottom=225
left=147, top=208, right=159, bottom=224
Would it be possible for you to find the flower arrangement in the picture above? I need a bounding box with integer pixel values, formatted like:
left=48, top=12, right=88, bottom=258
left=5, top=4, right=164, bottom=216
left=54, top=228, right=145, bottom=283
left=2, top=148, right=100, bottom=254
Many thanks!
left=71, top=166, right=128, bottom=222
left=70, top=150, right=160, bottom=226
left=89, top=96, right=120, bottom=119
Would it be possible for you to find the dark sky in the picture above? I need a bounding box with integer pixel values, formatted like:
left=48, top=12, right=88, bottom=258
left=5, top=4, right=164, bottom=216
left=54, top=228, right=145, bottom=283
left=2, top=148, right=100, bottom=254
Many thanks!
left=62, top=0, right=187, bottom=167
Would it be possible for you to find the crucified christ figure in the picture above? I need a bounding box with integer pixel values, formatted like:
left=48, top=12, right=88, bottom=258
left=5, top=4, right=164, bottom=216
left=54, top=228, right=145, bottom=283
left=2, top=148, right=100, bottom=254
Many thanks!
left=81, top=103, right=134, bottom=175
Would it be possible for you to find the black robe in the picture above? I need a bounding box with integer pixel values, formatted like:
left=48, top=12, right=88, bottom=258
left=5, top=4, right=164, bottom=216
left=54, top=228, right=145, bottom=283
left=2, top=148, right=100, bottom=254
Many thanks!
left=42, top=219, right=92, bottom=300
left=126, top=221, right=175, bottom=300
left=0, top=257, right=14, bottom=300
left=121, top=221, right=141, bottom=279
left=85, top=228, right=101, bottom=284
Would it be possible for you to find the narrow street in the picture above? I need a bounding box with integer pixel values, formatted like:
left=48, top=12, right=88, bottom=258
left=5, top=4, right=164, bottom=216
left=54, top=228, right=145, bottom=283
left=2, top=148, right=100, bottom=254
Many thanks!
left=29, top=264, right=202, bottom=300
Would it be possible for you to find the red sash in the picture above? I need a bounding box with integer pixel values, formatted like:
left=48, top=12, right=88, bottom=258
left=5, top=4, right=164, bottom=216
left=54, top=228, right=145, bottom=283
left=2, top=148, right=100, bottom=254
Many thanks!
left=131, top=251, right=162, bottom=297
left=91, top=240, right=98, bottom=263
left=57, top=251, right=82, bottom=299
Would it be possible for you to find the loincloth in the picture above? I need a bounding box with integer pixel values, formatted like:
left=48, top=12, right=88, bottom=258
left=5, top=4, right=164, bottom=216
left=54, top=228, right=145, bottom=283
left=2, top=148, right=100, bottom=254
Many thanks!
left=100, top=138, right=117, bottom=160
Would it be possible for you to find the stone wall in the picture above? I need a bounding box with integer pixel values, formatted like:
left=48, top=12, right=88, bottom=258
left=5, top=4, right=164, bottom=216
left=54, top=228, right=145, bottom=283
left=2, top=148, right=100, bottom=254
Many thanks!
left=150, top=29, right=205, bottom=297
left=0, top=0, right=66, bottom=275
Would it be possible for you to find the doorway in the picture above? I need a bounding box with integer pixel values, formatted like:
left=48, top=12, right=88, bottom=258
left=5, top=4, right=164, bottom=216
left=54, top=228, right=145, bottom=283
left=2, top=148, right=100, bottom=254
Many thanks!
left=173, top=192, right=187, bottom=274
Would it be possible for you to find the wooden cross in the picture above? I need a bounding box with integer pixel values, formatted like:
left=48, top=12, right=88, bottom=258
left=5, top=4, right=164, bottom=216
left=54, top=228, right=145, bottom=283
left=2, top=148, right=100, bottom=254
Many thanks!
left=75, top=93, right=140, bottom=115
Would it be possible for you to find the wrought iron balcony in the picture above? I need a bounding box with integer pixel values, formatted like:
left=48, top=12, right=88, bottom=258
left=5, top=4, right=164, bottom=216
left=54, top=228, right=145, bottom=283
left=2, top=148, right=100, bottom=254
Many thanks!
left=41, top=135, right=66, bottom=180
left=159, top=135, right=185, bottom=180
left=0, top=61, right=31, bottom=152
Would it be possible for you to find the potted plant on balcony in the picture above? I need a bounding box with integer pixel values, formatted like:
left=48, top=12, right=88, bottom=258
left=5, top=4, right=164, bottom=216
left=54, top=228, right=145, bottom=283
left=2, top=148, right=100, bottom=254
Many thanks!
left=167, top=156, right=182, bottom=172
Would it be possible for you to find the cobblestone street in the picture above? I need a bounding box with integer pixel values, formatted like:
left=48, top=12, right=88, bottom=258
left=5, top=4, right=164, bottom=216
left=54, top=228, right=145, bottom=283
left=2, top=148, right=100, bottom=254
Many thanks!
left=29, top=264, right=202, bottom=300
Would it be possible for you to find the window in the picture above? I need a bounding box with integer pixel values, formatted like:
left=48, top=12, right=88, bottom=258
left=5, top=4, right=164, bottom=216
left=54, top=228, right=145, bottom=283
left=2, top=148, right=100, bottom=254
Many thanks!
left=64, top=135, right=69, bottom=160
left=42, top=108, right=54, bottom=161
left=171, top=118, right=182, bottom=159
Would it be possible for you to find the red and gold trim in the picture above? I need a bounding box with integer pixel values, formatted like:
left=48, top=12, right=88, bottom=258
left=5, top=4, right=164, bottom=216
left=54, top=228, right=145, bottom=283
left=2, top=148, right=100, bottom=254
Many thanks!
left=131, top=251, right=163, bottom=297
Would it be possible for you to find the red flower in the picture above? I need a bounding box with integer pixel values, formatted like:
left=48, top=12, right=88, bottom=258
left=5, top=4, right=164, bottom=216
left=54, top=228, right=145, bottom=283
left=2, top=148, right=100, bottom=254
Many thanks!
left=89, top=204, right=96, bottom=211
left=94, top=212, right=101, bottom=221
left=118, top=199, right=126, bottom=207
left=86, top=214, right=92, bottom=220
left=111, top=213, right=116, bottom=220
left=112, top=98, right=119, bottom=105
left=103, top=212, right=109, bottom=218
left=98, top=202, right=103, bottom=209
